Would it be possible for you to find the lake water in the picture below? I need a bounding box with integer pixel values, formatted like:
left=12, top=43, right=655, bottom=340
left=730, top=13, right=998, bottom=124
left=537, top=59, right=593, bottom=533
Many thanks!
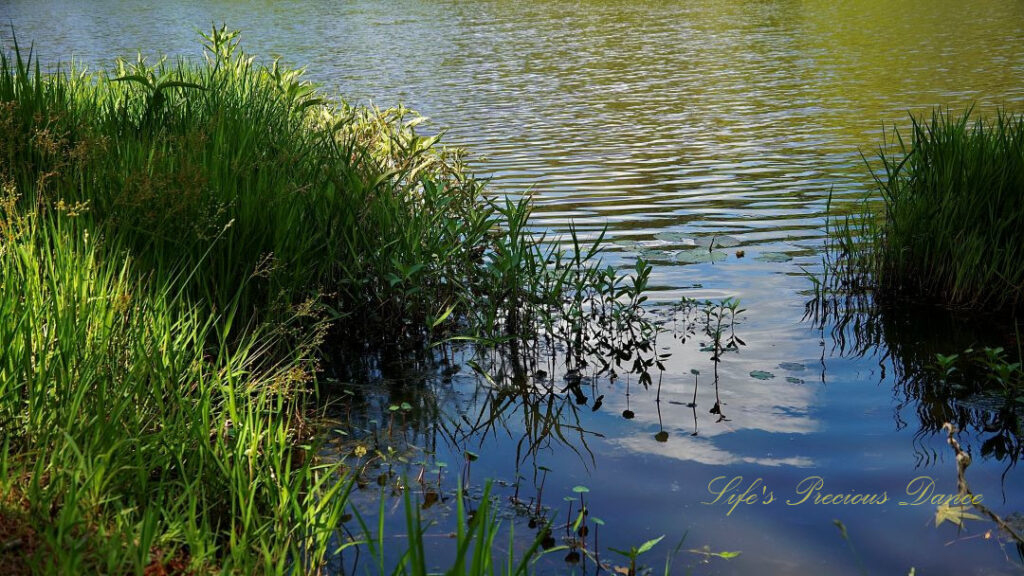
left=5, top=0, right=1024, bottom=573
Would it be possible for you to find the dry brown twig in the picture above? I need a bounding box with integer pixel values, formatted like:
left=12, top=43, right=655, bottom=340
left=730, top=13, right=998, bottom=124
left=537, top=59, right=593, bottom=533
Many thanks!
left=943, top=422, right=1024, bottom=545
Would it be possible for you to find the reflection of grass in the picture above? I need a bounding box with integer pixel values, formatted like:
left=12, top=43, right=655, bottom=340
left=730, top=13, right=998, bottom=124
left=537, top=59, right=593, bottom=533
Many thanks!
left=808, top=108, right=1024, bottom=470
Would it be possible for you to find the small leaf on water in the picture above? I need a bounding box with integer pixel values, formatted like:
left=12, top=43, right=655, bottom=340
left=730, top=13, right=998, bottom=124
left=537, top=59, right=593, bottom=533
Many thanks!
left=785, top=377, right=805, bottom=384
left=690, top=369, right=700, bottom=375
left=592, top=517, right=605, bottom=526
left=695, top=235, right=740, bottom=248
left=622, top=410, right=635, bottom=419
left=573, top=485, right=590, bottom=494
left=754, top=252, right=793, bottom=263
left=675, top=249, right=728, bottom=264
left=653, top=231, right=694, bottom=244
left=714, top=550, right=742, bottom=559
left=465, top=451, right=479, bottom=462
left=750, top=370, right=775, bottom=380
left=400, top=402, right=413, bottom=410
left=655, top=431, right=669, bottom=443
left=778, top=362, right=806, bottom=371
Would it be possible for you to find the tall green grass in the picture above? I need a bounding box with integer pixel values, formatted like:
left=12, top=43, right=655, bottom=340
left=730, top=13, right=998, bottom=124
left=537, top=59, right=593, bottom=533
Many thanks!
left=0, top=200, right=350, bottom=573
left=0, top=26, right=497, bottom=342
left=836, top=108, right=1024, bottom=311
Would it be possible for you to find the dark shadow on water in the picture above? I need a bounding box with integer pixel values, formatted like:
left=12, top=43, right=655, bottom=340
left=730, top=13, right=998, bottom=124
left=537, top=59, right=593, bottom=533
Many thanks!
left=805, top=286, right=1024, bottom=475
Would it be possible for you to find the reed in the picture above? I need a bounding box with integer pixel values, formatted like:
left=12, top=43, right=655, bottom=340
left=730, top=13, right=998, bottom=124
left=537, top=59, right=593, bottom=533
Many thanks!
left=851, top=108, right=1024, bottom=311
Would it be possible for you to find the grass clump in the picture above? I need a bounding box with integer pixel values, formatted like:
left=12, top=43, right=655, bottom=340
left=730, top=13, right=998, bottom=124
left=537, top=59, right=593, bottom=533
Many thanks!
left=0, top=25, right=498, bottom=342
left=832, top=108, right=1024, bottom=311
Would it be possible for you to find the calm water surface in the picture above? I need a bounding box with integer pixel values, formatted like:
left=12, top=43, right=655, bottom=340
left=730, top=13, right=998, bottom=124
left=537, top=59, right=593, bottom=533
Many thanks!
left=5, top=1, right=1024, bottom=573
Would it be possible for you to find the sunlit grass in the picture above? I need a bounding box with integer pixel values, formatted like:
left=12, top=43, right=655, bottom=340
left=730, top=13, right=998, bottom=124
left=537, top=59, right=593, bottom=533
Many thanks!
left=848, top=108, right=1024, bottom=311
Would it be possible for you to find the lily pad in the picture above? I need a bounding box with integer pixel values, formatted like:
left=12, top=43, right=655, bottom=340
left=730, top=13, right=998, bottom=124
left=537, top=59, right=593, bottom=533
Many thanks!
left=676, top=249, right=728, bottom=264
left=653, top=231, right=697, bottom=245
left=754, top=252, right=793, bottom=263
left=750, top=370, right=775, bottom=380
left=785, top=377, right=805, bottom=384
left=695, top=235, right=741, bottom=249
left=778, top=362, right=806, bottom=371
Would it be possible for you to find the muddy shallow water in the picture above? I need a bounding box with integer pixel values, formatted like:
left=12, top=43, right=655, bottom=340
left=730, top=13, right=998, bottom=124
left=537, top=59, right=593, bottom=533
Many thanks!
left=6, top=0, right=1024, bottom=572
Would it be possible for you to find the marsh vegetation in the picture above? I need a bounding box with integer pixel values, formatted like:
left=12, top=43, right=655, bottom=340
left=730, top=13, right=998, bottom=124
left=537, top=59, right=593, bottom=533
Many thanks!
left=0, top=27, right=676, bottom=574
left=4, top=5, right=1024, bottom=574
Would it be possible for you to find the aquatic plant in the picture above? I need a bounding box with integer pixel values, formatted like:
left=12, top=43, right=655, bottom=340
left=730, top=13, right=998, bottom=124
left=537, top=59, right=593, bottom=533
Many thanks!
left=829, top=108, right=1024, bottom=312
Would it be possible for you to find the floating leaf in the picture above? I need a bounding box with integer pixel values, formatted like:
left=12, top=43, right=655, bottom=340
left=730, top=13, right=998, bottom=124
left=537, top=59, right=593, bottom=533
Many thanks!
left=778, top=362, right=806, bottom=371
left=676, top=249, right=728, bottom=264
left=754, top=252, right=793, bottom=263
left=695, top=235, right=740, bottom=248
left=465, top=451, right=479, bottom=462
left=785, top=377, right=805, bottom=384
left=572, top=485, right=590, bottom=494
left=750, top=370, right=775, bottom=380
left=653, top=231, right=695, bottom=244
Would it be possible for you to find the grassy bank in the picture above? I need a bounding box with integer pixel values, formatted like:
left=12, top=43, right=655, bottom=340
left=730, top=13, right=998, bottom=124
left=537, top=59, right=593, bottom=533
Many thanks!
left=830, top=108, right=1024, bottom=311
left=1, top=26, right=662, bottom=574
